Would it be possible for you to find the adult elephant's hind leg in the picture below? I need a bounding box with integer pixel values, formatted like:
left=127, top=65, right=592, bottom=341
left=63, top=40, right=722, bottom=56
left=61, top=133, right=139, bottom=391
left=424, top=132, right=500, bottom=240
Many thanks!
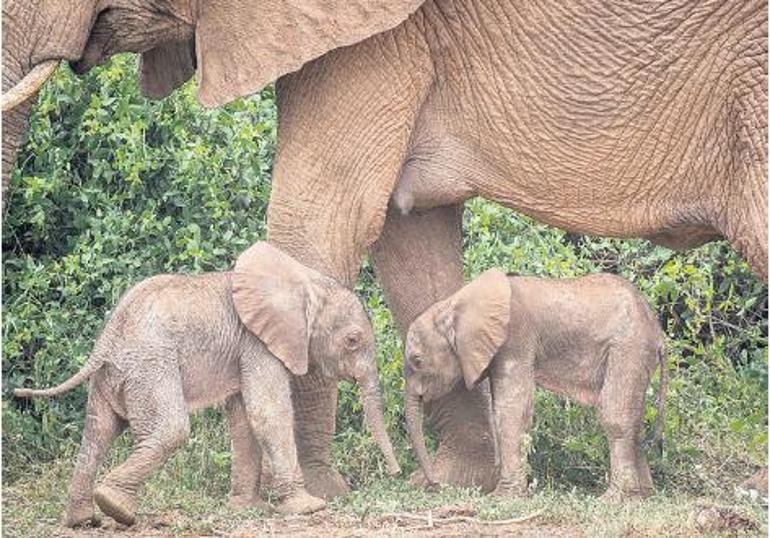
left=722, top=84, right=768, bottom=280
left=725, top=188, right=768, bottom=280
left=372, top=204, right=499, bottom=491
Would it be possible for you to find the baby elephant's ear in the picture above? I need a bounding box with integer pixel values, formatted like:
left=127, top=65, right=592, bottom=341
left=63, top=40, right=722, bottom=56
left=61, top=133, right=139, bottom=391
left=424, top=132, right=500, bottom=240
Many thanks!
left=450, top=269, right=511, bottom=389
left=232, top=242, right=321, bottom=376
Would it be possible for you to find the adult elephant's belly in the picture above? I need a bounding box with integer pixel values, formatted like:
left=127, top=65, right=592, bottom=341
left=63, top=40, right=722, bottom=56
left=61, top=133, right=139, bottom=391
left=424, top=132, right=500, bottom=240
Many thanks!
left=405, top=0, right=764, bottom=251
left=403, top=129, right=725, bottom=251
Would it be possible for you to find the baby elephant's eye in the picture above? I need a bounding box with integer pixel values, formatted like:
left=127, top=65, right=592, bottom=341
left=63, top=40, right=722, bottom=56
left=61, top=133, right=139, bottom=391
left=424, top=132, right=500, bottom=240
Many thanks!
left=344, top=331, right=362, bottom=351
left=410, top=355, right=422, bottom=368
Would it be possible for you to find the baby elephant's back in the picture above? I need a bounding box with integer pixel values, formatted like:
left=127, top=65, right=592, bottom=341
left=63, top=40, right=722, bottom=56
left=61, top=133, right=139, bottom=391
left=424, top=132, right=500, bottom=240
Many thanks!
left=565, top=273, right=665, bottom=348
left=514, top=273, right=664, bottom=348
left=100, top=272, right=244, bottom=374
left=585, top=272, right=661, bottom=322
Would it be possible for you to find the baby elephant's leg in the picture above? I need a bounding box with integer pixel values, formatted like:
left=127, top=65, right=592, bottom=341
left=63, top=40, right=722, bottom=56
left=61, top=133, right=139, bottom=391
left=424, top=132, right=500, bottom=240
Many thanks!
left=490, top=358, right=535, bottom=497
left=598, top=345, right=653, bottom=500
left=95, top=364, right=190, bottom=526
left=239, top=351, right=325, bottom=515
left=225, top=395, right=268, bottom=510
left=64, top=385, right=125, bottom=527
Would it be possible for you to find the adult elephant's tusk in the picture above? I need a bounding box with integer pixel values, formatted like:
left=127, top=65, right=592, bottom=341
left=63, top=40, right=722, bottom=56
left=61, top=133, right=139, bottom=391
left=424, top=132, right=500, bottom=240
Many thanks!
left=2, top=60, right=59, bottom=112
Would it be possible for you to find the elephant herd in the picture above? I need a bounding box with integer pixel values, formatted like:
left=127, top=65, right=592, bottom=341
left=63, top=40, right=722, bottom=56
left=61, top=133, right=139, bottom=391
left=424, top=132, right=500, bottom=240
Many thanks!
left=3, top=0, right=767, bottom=529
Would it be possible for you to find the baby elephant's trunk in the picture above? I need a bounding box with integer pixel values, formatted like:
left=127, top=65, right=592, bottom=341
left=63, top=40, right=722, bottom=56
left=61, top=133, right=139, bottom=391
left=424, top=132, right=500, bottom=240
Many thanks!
left=404, top=389, right=438, bottom=485
left=14, top=355, right=103, bottom=399
left=358, top=374, right=401, bottom=475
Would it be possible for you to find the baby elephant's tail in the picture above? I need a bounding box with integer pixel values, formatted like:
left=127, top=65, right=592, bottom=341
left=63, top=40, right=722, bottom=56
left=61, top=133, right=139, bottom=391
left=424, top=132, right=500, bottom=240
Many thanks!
left=14, top=355, right=104, bottom=399
left=652, top=343, right=668, bottom=450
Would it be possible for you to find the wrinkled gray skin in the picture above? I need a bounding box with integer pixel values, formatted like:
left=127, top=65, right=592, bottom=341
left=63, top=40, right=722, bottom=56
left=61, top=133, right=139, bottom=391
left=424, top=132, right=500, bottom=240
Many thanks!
left=4, top=0, right=766, bottom=495
left=404, top=269, right=668, bottom=500
left=14, top=242, right=399, bottom=527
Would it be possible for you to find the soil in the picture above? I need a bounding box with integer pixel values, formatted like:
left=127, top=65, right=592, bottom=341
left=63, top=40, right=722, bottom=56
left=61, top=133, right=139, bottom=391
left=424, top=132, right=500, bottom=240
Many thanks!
left=47, top=509, right=583, bottom=537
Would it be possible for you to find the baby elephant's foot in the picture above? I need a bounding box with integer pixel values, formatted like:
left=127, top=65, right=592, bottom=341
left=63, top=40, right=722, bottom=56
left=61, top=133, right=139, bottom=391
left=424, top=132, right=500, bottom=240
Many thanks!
left=277, top=490, right=326, bottom=515
left=94, top=484, right=138, bottom=526
left=491, top=478, right=528, bottom=499
left=63, top=504, right=101, bottom=528
left=227, top=494, right=270, bottom=512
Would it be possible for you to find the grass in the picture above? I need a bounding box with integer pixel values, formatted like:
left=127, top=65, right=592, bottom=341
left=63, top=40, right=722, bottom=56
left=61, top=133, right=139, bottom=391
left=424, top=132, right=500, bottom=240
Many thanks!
left=3, top=450, right=767, bottom=537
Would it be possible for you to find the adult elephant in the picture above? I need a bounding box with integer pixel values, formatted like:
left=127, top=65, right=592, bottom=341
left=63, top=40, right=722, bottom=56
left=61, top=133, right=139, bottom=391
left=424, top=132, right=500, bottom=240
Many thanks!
left=4, top=0, right=767, bottom=495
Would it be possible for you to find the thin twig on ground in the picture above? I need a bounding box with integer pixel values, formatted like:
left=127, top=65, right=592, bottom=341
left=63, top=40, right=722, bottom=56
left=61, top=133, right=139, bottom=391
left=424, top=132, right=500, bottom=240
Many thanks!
left=381, top=507, right=546, bottom=527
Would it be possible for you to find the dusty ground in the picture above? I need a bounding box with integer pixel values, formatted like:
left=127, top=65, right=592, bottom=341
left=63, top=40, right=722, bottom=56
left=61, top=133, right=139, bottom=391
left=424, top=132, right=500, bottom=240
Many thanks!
left=5, top=507, right=582, bottom=538
left=6, top=500, right=765, bottom=538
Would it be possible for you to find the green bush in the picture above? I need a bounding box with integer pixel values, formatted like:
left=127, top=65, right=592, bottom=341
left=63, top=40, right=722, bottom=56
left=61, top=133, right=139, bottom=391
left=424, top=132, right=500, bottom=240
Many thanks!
left=3, top=55, right=766, bottom=499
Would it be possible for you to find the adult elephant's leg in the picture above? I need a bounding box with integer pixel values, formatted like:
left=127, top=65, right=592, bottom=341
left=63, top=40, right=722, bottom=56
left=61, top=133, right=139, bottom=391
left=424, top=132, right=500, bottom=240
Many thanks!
left=266, top=22, right=434, bottom=498
left=722, top=166, right=768, bottom=280
left=246, top=364, right=344, bottom=500
left=721, top=77, right=768, bottom=280
left=290, top=372, right=348, bottom=499
left=371, top=204, right=499, bottom=491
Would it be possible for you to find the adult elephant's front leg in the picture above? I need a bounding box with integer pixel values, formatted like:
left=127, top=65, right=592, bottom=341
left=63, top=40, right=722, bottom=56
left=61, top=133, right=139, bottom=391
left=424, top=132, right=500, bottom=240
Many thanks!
left=290, top=373, right=348, bottom=499
left=371, top=204, right=499, bottom=491
left=266, top=25, right=434, bottom=497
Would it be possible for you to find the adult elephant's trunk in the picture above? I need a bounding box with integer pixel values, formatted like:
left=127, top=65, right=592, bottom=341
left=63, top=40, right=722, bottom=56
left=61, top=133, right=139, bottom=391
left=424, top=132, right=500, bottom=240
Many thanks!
left=2, top=60, right=60, bottom=206
left=2, top=102, right=31, bottom=206
left=357, top=371, right=401, bottom=476
left=404, top=389, right=437, bottom=485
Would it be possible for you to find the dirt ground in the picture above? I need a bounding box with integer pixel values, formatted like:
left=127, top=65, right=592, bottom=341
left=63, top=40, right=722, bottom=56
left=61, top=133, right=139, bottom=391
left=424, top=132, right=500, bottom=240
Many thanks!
left=43, top=510, right=581, bottom=538
left=8, top=499, right=767, bottom=537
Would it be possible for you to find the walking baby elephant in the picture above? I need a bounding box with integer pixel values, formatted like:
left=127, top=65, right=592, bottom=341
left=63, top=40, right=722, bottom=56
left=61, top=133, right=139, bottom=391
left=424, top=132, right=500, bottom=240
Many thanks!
left=404, top=269, right=667, bottom=500
left=14, top=242, right=400, bottom=527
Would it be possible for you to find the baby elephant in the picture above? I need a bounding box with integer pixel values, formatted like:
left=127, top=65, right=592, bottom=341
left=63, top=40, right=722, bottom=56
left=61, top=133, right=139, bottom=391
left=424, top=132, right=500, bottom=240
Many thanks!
left=15, top=242, right=399, bottom=527
left=404, top=269, right=667, bottom=500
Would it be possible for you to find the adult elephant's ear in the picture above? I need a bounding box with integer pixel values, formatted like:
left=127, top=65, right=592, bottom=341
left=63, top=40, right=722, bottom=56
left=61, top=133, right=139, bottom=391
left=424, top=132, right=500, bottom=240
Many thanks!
left=194, top=0, right=425, bottom=108
left=139, top=38, right=196, bottom=99
left=232, top=241, right=323, bottom=376
left=439, top=269, right=511, bottom=389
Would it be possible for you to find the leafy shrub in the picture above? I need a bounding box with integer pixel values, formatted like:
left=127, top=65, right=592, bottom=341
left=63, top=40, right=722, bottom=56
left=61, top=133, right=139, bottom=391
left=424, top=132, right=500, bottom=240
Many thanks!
left=3, top=55, right=766, bottom=498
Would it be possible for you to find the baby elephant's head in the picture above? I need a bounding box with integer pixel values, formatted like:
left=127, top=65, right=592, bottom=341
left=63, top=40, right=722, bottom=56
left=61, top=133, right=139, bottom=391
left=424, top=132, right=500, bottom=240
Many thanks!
left=403, top=269, right=511, bottom=484
left=232, top=241, right=399, bottom=475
